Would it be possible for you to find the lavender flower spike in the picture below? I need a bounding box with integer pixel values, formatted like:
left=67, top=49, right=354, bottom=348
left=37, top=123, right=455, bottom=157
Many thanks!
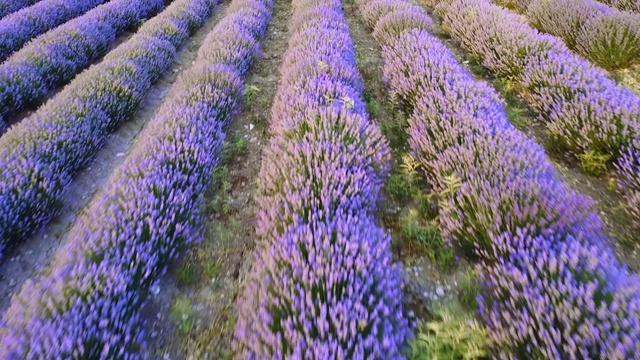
left=0, top=0, right=272, bottom=356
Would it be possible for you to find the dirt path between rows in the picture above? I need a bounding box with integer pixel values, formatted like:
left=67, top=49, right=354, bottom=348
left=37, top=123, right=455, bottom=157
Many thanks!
left=0, top=3, right=228, bottom=314
left=143, top=1, right=290, bottom=358
left=417, top=1, right=640, bottom=271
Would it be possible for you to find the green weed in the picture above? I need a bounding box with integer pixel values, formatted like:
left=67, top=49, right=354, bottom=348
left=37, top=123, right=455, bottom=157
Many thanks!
left=458, top=270, right=481, bottom=312
left=244, top=85, right=260, bottom=108
left=176, top=262, right=197, bottom=287
left=170, top=297, right=194, bottom=335
left=400, top=209, right=453, bottom=269
left=578, top=150, right=611, bottom=176
left=409, top=300, right=488, bottom=360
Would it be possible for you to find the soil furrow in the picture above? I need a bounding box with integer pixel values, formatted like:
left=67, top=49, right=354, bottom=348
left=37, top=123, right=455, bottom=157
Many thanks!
left=0, top=3, right=228, bottom=313
left=143, top=0, right=291, bottom=358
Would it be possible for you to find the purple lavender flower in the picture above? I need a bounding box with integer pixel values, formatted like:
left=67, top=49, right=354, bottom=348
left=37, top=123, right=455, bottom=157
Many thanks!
left=0, top=0, right=164, bottom=124
left=357, top=0, right=640, bottom=355
left=0, top=0, right=215, bottom=255
left=0, top=0, right=272, bottom=356
left=0, top=0, right=108, bottom=63
left=0, top=0, right=40, bottom=19
left=234, top=0, right=408, bottom=356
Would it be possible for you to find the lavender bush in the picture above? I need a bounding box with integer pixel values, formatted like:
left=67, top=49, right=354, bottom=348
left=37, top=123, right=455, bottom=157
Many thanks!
left=0, top=0, right=107, bottom=63
left=0, top=0, right=273, bottom=356
left=526, top=0, right=604, bottom=48
left=432, top=0, right=640, bottom=223
left=234, top=0, right=409, bottom=356
left=0, top=0, right=164, bottom=126
left=524, top=0, right=640, bottom=70
left=356, top=0, right=640, bottom=356
left=0, top=0, right=213, bottom=255
left=597, top=0, right=640, bottom=12
left=441, top=0, right=568, bottom=78
left=617, top=141, right=640, bottom=227
left=575, top=10, right=640, bottom=70
left=520, top=50, right=640, bottom=157
left=479, top=230, right=640, bottom=359
left=0, top=0, right=40, bottom=19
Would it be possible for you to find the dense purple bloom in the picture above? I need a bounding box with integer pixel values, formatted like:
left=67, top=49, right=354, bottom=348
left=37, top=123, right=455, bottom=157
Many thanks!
left=617, top=140, right=640, bottom=226
left=0, top=0, right=108, bottom=63
left=596, top=0, right=640, bottom=13
left=437, top=0, right=640, bottom=156
left=526, top=0, right=605, bottom=48
left=479, top=230, right=640, bottom=359
left=575, top=9, right=640, bottom=70
left=357, top=0, right=640, bottom=356
left=0, top=0, right=40, bottom=19
left=0, top=0, right=214, bottom=256
left=522, top=0, right=640, bottom=70
left=372, top=6, right=432, bottom=45
left=521, top=50, right=640, bottom=156
left=0, top=0, right=164, bottom=125
left=441, top=0, right=568, bottom=78
left=0, top=0, right=273, bottom=356
left=234, top=0, right=408, bottom=356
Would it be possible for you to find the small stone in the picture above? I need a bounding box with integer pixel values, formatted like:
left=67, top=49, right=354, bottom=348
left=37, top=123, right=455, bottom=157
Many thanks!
left=8, top=278, right=16, bottom=287
left=116, top=152, right=125, bottom=157
left=422, top=291, right=429, bottom=298
left=25, top=250, right=33, bottom=256
left=249, top=123, right=254, bottom=131
left=150, top=285, right=160, bottom=296
left=408, top=310, right=415, bottom=318
left=436, top=286, right=445, bottom=297
left=150, top=331, right=158, bottom=339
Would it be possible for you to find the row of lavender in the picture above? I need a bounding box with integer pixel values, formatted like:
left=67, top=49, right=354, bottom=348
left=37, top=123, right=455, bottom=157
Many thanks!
left=500, top=0, right=640, bottom=70
left=594, top=0, right=638, bottom=13
left=358, top=0, right=640, bottom=357
left=429, top=0, right=640, bottom=228
left=0, top=0, right=275, bottom=356
left=0, top=0, right=40, bottom=19
left=0, top=0, right=197, bottom=254
left=234, top=0, right=408, bottom=356
left=0, top=0, right=163, bottom=127
left=0, top=0, right=108, bottom=63
left=499, top=0, right=639, bottom=15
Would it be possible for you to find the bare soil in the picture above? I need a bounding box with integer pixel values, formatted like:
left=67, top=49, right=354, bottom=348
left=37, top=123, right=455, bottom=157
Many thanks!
left=2, top=28, right=137, bottom=133
left=143, top=1, right=290, bottom=358
left=0, top=4, right=227, bottom=314
left=418, top=2, right=640, bottom=271
left=343, top=0, right=468, bottom=327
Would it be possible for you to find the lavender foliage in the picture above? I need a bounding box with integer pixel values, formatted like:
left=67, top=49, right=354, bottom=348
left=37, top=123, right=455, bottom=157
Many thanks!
left=234, top=0, right=409, bottom=356
left=0, top=0, right=40, bottom=19
left=433, top=0, right=640, bottom=224
left=596, top=0, right=640, bottom=13
left=617, top=141, right=640, bottom=227
left=357, top=0, right=640, bottom=357
left=575, top=9, right=640, bottom=70
left=525, top=0, right=640, bottom=70
left=479, top=230, right=640, bottom=359
left=0, top=0, right=212, bottom=256
left=526, top=0, right=604, bottom=48
left=0, top=0, right=273, bottom=356
left=0, top=0, right=164, bottom=126
left=0, top=0, right=108, bottom=63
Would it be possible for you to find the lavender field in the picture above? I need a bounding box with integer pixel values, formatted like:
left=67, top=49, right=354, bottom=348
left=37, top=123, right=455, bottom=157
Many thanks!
left=0, top=0, right=638, bottom=358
